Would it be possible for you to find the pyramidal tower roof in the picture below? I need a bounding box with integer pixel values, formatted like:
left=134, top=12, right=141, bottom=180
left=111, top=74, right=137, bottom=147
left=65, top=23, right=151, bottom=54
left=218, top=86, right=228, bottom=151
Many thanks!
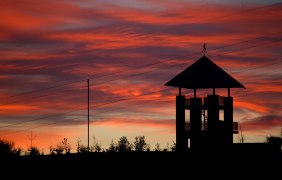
left=165, top=56, right=245, bottom=89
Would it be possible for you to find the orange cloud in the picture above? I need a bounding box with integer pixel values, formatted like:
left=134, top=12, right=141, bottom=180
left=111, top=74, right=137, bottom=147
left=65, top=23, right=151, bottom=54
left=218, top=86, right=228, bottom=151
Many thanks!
left=94, top=118, right=174, bottom=130
left=0, top=0, right=281, bottom=150
left=234, top=101, right=269, bottom=113
left=0, top=104, right=41, bottom=115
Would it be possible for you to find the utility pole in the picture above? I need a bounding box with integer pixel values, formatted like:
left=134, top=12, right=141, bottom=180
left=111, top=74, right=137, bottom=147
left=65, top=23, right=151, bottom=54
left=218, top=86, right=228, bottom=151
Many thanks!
left=27, top=131, right=36, bottom=149
left=87, top=79, right=90, bottom=151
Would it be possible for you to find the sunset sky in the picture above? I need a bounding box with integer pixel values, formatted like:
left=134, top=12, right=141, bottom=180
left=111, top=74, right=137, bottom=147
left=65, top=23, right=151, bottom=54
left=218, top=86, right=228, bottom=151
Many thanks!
left=0, top=0, right=281, bottom=153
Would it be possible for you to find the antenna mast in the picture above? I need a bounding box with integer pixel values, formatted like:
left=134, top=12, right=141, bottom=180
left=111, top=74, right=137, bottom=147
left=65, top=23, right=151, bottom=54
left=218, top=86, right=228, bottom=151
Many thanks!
left=87, top=79, right=90, bottom=151
left=27, top=130, right=36, bottom=149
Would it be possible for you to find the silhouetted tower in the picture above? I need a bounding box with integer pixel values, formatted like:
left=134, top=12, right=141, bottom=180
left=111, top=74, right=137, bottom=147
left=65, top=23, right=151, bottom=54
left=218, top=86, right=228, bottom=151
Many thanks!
left=165, top=55, right=245, bottom=152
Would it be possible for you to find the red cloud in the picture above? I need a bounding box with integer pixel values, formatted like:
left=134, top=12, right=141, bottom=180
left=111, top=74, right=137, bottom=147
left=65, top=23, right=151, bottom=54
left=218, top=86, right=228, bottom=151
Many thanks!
left=241, top=115, right=282, bottom=132
left=93, top=118, right=174, bottom=131
left=0, top=0, right=281, bottom=149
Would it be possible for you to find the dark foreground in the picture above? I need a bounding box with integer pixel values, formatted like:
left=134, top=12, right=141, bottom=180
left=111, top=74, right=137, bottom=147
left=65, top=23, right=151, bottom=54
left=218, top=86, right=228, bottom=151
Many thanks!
left=1, top=150, right=281, bottom=178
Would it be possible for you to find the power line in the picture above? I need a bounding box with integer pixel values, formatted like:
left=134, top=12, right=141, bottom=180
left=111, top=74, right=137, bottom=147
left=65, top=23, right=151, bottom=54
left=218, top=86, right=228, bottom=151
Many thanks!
left=2, top=118, right=81, bottom=136
left=6, top=57, right=280, bottom=134
left=64, top=2, right=282, bottom=56
left=0, top=88, right=171, bottom=133
left=54, top=33, right=282, bottom=88
left=0, top=105, right=86, bottom=129
left=0, top=79, right=85, bottom=102
left=0, top=37, right=281, bottom=130
left=5, top=56, right=280, bottom=133
left=232, top=60, right=282, bottom=74
left=0, top=0, right=281, bottom=104
left=2, top=49, right=281, bottom=134
left=0, top=27, right=281, bottom=131
left=0, top=84, right=87, bottom=110
left=1, top=5, right=281, bottom=149
left=90, top=36, right=282, bottom=86
left=0, top=31, right=280, bottom=109
left=82, top=32, right=282, bottom=86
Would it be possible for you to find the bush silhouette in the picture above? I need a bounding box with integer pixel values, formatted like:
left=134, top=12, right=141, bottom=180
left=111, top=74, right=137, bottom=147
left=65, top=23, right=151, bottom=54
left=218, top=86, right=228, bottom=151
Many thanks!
left=266, top=135, right=282, bottom=152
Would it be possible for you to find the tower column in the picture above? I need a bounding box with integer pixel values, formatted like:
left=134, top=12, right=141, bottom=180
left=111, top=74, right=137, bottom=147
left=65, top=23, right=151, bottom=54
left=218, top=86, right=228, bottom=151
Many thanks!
left=224, top=97, right=233, bottom=146
left=207, top=95, right=219, bottom=148
left=190, top=98, right=202, bottom=150
left=176, top=95, right=186, bottom=152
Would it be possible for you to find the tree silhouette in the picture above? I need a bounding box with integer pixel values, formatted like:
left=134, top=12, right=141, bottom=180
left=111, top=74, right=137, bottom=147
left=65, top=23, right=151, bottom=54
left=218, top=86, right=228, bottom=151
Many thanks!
left=0, top=138, right=22, bottom=156
left=49, top=145, right=55, bottom=155
left=55, top=145, right=63, bottom=154
left=266, top=133, right=282, bottom=152
left=146, top=144, right=150, bottom=151
left=108, top=139, right=117, bottom=152
left=50, top=138, right=71, bottom=155
left=133, top=136, right=148, bottom=151
left=61, top=138, right=71, bottom=154
left=237, top=125, right=245, bottom=143
left=91, top=136, right=102, bottom=152
left=117, top=136, right=132, bottom=152
left=170, top=141, right=176, bottom=152
left=27, top=147, right=40, bottom=156
left=76, top=138, right=88, bottom=153
left=155, top=143, right=161, bottom=151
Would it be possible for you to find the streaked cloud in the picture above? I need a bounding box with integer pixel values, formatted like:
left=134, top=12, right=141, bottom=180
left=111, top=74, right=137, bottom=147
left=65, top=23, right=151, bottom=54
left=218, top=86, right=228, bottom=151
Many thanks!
left=0, top=0, right=281, bottom=152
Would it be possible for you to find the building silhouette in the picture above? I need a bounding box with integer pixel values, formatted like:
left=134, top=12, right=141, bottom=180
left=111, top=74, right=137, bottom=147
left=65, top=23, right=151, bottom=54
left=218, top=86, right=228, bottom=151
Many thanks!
left=165, top=55, right=245, bottom=152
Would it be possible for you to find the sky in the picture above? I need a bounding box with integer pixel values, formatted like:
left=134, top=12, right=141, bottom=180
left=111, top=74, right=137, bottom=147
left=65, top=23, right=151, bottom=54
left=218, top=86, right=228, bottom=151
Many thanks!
left=0, top=0, right=281, bottom=153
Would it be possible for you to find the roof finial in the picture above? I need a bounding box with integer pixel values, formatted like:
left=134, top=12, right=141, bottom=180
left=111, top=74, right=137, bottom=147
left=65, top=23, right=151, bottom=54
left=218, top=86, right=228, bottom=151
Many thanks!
left=202, top=43, right=207, bottom=55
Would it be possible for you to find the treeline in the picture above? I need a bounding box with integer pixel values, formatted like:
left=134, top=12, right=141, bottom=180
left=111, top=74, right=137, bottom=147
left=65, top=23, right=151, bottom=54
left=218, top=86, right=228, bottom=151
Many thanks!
left=0, top=135, right=176, bottom=157
left=1, top=130, right=281, bottom=157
